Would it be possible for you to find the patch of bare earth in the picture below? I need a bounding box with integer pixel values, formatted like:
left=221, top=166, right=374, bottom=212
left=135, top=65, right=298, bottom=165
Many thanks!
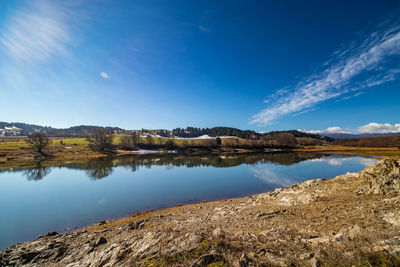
left=1, top=159, right=400, bottom=266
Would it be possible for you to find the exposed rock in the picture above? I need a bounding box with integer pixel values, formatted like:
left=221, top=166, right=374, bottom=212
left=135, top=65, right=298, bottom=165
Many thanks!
left=20, top=251, right=40, bottom=263
left=383, top=211, right=400, bottom=226
left=357, top=159, right=400, bottom=195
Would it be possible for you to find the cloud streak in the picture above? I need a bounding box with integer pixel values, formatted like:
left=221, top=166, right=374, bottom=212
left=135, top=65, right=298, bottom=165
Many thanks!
left=0, top=1, right=71, bottom=66
left=251, top=16, right=400, bottom=125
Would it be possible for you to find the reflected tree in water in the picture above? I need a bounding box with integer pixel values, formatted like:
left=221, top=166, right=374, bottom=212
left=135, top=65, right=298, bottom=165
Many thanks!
left=23, top=162, right=51, bottom=181
left=76, top=151, right=325, bottom=179
left=10, top=152, right=325, bottom=181
left=85, top=158, right=114, bottom=180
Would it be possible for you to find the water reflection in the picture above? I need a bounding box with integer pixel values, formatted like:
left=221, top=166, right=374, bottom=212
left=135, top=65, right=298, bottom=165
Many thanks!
left=85, top=157, right=114, bottom=180
left=251, top=156, right=375, bottom=187
left=23, top=162, right=51, bottom=181
left=309, top=156, right=377, bottom=167
left=251, top=166, right=294, bottom=187
left=1, top=152, right=326, bottom=181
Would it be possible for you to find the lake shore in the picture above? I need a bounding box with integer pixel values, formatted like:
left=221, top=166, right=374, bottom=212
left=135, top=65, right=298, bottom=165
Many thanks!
left=1, top=157, right=399, bottom=266
left=1, top=136, right=398, bottom=170
left=0, top=137, right=269, bottom=169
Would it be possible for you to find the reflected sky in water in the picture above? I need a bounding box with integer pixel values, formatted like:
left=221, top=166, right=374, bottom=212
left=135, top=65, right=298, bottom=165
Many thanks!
left=250, top=155, right=376, bottom=187
left=0, top=152, right=376, bottom=249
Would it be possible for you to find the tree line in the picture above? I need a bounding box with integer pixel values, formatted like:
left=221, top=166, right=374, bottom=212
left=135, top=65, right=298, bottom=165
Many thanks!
left=333, top=136, right=400, bottom=147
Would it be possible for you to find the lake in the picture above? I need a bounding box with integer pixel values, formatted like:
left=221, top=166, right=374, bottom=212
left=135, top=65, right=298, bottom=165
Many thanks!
left=0, top=152, right=376, bottom=249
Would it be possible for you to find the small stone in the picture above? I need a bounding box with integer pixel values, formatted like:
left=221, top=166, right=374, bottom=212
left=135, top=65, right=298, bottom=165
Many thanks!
left=95, top=236, right=107, bottom=246
left=212, top=227, right=225, bottom=238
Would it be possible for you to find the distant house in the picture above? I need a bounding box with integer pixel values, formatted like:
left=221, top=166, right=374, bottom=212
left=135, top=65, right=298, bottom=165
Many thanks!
left=0, top=126, right=22, bottom=136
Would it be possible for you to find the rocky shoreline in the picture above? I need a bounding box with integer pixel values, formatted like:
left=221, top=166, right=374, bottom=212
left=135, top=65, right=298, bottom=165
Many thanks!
left=1, top=158, right=400, bottom=266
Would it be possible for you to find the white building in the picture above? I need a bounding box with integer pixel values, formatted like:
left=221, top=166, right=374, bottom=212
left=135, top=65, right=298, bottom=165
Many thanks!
left=0, top=126, right=22, bottom=136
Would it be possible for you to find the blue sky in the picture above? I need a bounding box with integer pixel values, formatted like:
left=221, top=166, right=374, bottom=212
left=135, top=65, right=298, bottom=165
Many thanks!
left=0, top=0, right=399, bottom=133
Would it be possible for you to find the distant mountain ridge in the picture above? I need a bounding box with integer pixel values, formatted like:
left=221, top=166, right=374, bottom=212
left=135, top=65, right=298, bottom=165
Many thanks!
left=1, top=122, right=330, bottom=141
left=0, top=122, right=122, bottom=137
left=317, top=132, right=400, bottom=139
left=171, top=127, right=331, bottom=141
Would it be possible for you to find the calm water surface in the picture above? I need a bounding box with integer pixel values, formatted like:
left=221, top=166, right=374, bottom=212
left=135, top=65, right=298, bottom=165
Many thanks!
left=0, top=152, right=376, bottom=249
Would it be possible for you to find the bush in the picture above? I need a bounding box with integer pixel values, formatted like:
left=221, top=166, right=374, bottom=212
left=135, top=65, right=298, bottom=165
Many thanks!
left=164, top=139, right=175, bottom=150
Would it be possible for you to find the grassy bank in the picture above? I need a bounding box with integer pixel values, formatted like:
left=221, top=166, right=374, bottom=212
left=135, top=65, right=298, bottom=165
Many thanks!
left=0, top=135, right=268, bottom=169
left=0, top=137, right=103, bottom=169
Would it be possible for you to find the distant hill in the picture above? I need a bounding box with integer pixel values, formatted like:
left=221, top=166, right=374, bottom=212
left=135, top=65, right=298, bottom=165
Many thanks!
left=318, top=132, right=400, bottom=140
left=172, top=127, right=331, bottom=141
left=333, top=136, right=400, bottom=147
left=0, top=122, right=49, bottom=136
left=172, top=127, right=257, bottom=139
left=0, top=121, right=333, bottom=141
left=266, top=130, right=333, bottom=142
left=0, top=122, right=122, bottom=137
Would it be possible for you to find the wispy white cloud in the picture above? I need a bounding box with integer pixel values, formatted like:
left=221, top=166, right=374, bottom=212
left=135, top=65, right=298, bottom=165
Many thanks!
left=198, top=25, right=211, bottom=33
left=357, top=122, right=400, bottom=133
left=251, top=17, right=400, bottom=125
left=100, top=72, right=109, bottom=79
left=198, top=9, right=217, bottom=33
left=0, top=1, right=72, bottom=66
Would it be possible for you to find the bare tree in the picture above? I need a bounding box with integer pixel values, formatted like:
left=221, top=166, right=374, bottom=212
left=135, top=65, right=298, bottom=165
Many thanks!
left=86, top=128, right=114, bottom=153
left=26, top=132, right=50, bottom=156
